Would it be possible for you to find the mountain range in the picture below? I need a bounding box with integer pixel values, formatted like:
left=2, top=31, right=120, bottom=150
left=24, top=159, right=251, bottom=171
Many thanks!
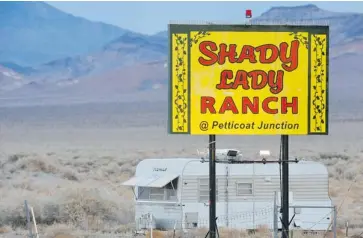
left=0, top=2, right=362, bottom=106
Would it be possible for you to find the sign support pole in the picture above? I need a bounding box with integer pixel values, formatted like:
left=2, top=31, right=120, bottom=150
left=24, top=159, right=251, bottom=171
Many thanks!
left=209, top=134, right=216, bottom=238
left=281, top=135, right=289, bottom=238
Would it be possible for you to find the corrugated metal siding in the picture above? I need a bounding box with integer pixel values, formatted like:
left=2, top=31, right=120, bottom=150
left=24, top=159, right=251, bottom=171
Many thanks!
left=290, top=175, right=328, bottom=200
left=181, top=174, right=329, bottom=202
left=181, top=176, right=223, bottom=202
left=180, top=177, right=199, bottom=202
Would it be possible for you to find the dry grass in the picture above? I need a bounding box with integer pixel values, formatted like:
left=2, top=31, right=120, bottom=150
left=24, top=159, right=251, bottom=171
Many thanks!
left=143, top=228, right=347, bottom=238
left=0, top=102, right=363, bottom=237
left=43, top=224, right=76, bottom=238
left=0, top=226, right=11, bottom=234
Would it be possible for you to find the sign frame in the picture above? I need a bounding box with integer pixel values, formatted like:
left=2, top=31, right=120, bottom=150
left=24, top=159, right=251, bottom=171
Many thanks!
left=168, top=24, right=329, bottom=135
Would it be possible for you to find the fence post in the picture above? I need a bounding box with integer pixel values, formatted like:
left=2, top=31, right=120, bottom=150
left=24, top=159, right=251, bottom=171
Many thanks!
left=173, top=220, right=177, bottom=238
left=345, top=221, right=349, bottom=237
left=30, top=206, right=39, bottom=238
left=24, top=200, right=33, bottom=238
left=333, top=206, right=337, bottom=238
left=273, top=191, right=278, bottom=238
left=150, top=213, right=153, bottom=238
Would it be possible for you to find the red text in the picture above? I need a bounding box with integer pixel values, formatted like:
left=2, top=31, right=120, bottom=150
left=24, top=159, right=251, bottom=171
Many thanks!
left=200, top=96, right=298, bottom=114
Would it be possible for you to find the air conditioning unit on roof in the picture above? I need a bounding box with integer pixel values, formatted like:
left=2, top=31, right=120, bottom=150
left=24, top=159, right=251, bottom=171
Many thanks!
left=198, top=148, right=243, bottom=161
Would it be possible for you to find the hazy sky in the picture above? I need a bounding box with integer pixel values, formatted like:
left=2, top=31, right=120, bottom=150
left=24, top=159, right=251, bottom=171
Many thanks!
left=48, top=1, right=363, bottom=35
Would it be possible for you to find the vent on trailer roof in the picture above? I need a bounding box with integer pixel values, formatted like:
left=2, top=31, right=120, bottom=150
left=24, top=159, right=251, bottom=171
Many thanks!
left=198, top=149, right=243, bottom=161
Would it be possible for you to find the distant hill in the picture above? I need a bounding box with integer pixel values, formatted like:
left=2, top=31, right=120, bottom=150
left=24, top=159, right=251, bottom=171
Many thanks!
left=25, top=31, right=168, bottom=83
left=0, top=3, right=362, bottom=106
left=255, top=4, right=363, bottom=46
left=254, top=4, right=363, bottom=103
left=0, top=1, right=127, bottom=66
left=0, top=64, right=25, bottom=92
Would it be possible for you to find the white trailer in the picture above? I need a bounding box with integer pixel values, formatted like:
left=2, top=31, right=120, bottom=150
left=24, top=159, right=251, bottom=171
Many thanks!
left=122, top=149, right=332, bottom=232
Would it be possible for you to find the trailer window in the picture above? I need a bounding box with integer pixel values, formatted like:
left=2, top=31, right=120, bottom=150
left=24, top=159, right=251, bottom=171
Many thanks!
left=198, top=178, right=218, bottom=202
left=138, top=187, right=177, bottom=201
left=137, top=177, right=178, bottom=201
left=138, top=187, right=164, bottom=200
left=150, top=188, right=165, bottom=200
left=138, top=187, right=151, bottom=200
left=237, top=183, right=253, bottom=195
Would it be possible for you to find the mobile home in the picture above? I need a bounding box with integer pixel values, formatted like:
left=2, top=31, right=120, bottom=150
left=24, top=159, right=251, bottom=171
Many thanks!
left=122, top=149, right=332, bottom=232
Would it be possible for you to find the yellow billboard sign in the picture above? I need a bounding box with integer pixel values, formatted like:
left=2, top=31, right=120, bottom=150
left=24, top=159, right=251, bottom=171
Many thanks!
left=168, top=24, right=329, bottom=135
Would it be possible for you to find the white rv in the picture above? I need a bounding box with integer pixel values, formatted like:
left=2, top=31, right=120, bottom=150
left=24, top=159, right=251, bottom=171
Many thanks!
left=122, top=149, right=332, bottom=232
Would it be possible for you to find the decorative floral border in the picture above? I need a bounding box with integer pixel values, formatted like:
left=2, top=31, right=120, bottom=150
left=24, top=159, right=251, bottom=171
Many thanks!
left=172, top=33, right=188, bottom=132
left=289, top=32, right=309, bottom=49
left=311, top=34, right=327, bottom=133
left=290, top=32, right=327, bottom=133
left=171, top=31, right=211, bottom=133
left=189, top=31, right=211, bottom=47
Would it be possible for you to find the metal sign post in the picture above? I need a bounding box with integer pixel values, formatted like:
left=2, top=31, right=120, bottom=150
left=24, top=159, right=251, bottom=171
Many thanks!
left=209, top=135, right=216, bottom=238
left=281, top=135, right=289, bottom=238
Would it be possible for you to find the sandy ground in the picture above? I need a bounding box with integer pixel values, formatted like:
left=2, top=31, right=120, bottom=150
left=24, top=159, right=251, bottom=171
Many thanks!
left=0, top=101, right=362, bottom=237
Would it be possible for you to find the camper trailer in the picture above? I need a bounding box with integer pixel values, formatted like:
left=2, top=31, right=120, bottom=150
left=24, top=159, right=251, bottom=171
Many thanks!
left=122, top=149, right=332, bottom=232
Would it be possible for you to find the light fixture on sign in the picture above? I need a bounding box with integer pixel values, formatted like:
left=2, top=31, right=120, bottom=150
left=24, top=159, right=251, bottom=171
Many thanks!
left=245, top=9, right=252, bottom=18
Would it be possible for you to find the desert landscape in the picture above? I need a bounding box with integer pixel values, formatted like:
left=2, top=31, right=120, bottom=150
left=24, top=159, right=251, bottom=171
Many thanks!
left=1, top=1, right=363, bottom=238
left=0, top=100, right=363, bottom=237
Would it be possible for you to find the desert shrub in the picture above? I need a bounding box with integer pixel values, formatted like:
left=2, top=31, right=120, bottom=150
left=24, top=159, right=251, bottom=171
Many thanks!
left=351, top=235, right=363, bottom=238
left=8, top=154, right=20, bottom=163
left=61, top=190, right=116, bottom=226
left=11, top=157, right=59, bottom=174
left=345, top=169, right=356, bottom=181
left=0, top=206, right=27, bottom=228
left=119, top=162, right=134, bottom=174
left=62, top=171, right=79, bottom=181
left=319, top=153, right=350, bottom=161
left=113, top=223, right=134, bottom=234
left=327, top=160, right=358, bottom=181
left=0, top=225, right=11, bottom=234
left=0, top=200, right=67, bottom=229
left=334, top=166, right=345, bottom=178
left=43, top=223, right=76, bottom=238
left=0, top=187, right=135, bottom=233
left=219, top=228, right=248, bottom=238
left=58, top=189, right=134, bottom=231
